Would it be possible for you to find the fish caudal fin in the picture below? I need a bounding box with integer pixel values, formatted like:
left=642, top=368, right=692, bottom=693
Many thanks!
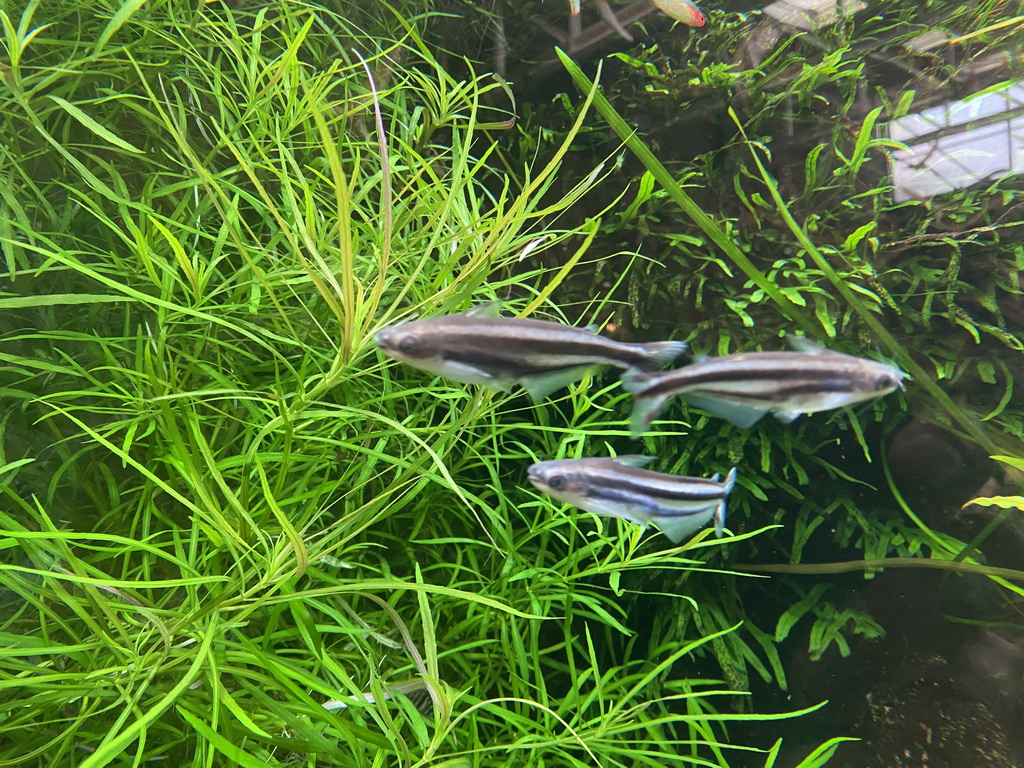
left=636, top=340, right=689, bottom=370
left=722, top=466, right=738, bottom=493
left=619, top=368, right=653, bottom=394
left=714, top=467, right=738, bottom=537
left=713, top=500, right=727, bottom=537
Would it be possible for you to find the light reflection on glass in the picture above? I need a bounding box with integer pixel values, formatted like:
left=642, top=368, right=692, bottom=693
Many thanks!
left=888, top=83, right=1024, bottom=202
left=762, top=0, right=866, bottom=31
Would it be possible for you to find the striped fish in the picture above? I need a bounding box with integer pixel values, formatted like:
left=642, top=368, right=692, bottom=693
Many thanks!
left=528, top=456, right=737, bottom=543
left=621, top=339, right=904, bottom=436
left=375, top=304, right=688, bottom=401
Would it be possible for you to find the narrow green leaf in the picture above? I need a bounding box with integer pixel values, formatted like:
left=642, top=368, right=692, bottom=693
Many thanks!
left=177, top=707, right=271, bottom=768
left=843, top=222, right=876, bottom=252
left=794, top=737, right=860, bottom=767
left=0, top=293, right=130, bottom=309
left=45, top=96, right=144, bottom=154
left=966, top=495, right=1023, bottom=510
left=993, top=454, right=1024, bottom=472
left=775, top=583, right=830, bottom=642
left=849, top=106, right=883, bottom=172
left=94, top=0, right=147, bottom=54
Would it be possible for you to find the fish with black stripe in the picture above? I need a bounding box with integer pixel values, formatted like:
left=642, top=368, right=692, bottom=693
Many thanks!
left=528, top=456, right=737, bottom=543
left=375, top=303, right=688, bottom=401
left=621, top=337, right=904, bottom=437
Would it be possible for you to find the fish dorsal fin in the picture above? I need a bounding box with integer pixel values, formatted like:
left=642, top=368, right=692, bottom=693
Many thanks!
left=465, top=301, right=502, bottom=318
left=610, top=455, right=656, bottom=468
left=786, top=334, right=828, bottom=354
left=584, top=323, right=601, bottom=333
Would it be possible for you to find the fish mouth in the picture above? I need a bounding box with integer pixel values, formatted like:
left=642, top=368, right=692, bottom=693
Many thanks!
left=526, top=465, right=542, bottom=486
left=373, top=329, right=393, bottom=349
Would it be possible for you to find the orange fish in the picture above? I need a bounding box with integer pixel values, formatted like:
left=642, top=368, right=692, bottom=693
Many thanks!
left=653, top=0, right=706, bottom=26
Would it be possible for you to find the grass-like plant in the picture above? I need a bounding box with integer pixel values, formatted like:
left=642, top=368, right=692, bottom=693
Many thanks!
left=0, top=1, right=857, bottom=766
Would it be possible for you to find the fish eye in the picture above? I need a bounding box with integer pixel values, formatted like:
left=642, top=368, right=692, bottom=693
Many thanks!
left=397, top=335, right=420, bottom=354
left=547, top=475, right=566, bottom=490
left=875, top=374, right=896, bottom=391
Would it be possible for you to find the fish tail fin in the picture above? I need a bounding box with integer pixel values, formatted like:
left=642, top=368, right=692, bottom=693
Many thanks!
left=635, top=340, right=689, bottom=370
left=620, top=368, right=653, bottom=394
left=723, top=466, right=738, bottom=494
left=714, top=467, right=737, bottom=538
left=714, top=499, right=727, bottom=537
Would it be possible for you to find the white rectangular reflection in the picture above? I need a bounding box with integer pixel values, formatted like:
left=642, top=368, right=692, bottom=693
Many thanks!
left=762, top=0, right=866, bottom=30
left=888, top=83, right=1024, bottom=202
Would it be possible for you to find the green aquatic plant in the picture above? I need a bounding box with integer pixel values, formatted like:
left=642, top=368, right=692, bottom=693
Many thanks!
left=0, top=0, right=855, bottom=765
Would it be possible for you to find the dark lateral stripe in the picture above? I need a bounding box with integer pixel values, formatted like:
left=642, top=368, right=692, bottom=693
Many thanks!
left=590, top=483, right=721, bottom=516
left=436, top=338, right=646, bottom=373
left=440, top=347, right=594, bottom=377
left=689, top=380, right=857, bottom=403
left=638, top=359, right=858, bottom=399
left=425, top=318, right=657, bottom=368
left=586, top=469, right=727, bottom=502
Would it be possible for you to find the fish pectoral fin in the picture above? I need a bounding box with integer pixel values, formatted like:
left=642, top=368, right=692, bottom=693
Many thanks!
left=464, top=301, right=502, bottom=318
left=653, top=510, right=715, bottom=544
left=438, top=359, right=512, bottom=391
left=520, top=366, right=596, bottom=402
left=683, top=393, right=768, bottom=429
